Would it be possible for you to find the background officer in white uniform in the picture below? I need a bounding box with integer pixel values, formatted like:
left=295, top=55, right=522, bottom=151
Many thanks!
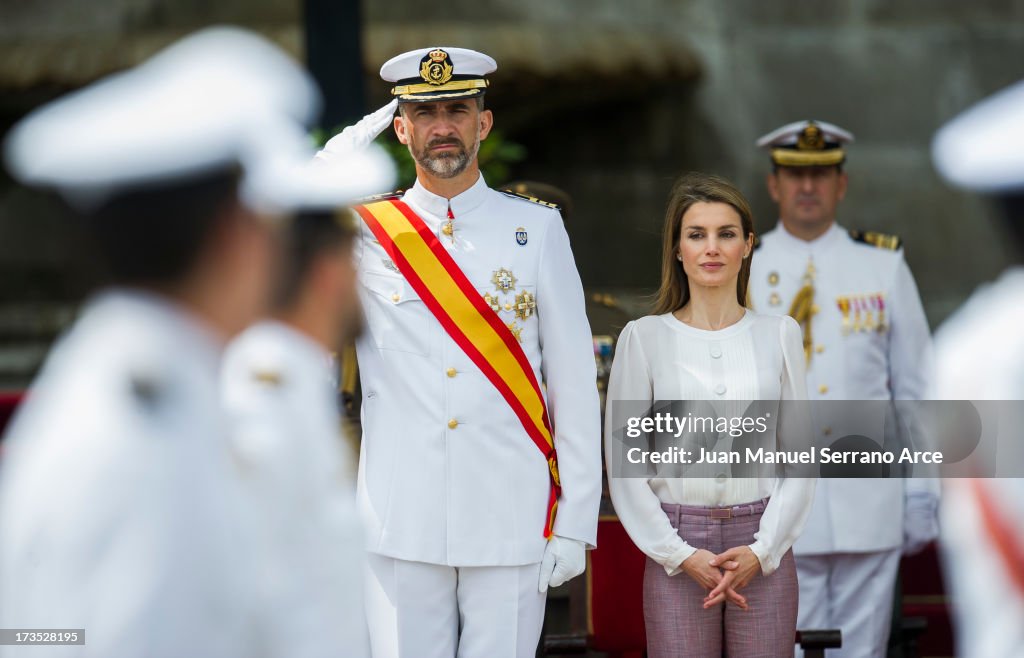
left=0, top=28, right=321, bottom=658
left=748, top=120, right=938, bottom=657
left=221, top=148, right=395, bottom=658
left=931, top=78, right=1024, bottom=657
left=326, top=47, right=602, bottom=658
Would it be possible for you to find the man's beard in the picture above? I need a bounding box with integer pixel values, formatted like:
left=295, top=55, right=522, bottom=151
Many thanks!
left=414, top=134, right=480, bottom=179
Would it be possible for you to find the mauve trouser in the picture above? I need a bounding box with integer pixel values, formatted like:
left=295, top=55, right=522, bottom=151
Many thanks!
left=643, top=501, right=799, bottom=658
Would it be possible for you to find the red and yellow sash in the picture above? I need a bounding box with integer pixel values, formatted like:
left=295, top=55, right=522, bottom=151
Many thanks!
left=971, top=479, right=1024, bottom=596
left=354, top=198, right=561, bottom=539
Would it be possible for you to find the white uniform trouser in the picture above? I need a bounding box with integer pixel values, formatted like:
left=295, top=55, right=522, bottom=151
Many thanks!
left=794, top=550, right=901, bottom=658
left=365, top=553, right=546, bottom=658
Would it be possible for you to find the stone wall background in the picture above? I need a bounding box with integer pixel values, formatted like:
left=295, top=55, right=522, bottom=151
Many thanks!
left=2, top=0, right=1023, bottom=385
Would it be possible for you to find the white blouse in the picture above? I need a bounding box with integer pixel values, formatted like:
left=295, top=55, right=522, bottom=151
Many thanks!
left=605, top=310, right=815, bottom=576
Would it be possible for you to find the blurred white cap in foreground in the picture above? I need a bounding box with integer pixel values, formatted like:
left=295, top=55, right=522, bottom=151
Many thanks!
left=932, top=78, right=1024, bottom=194
left=3, top=26, right=322, bottom=211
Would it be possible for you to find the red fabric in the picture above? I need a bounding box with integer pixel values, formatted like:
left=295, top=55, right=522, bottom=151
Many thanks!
left=0, top=392, right=24, bottom=431
left=972, top=479, right=1024, bottom=596
left=588, top=518, right=647, bottom=652
left=899, top=542, right=954, bottom=656
left=0, top=391, right=26, bottom=456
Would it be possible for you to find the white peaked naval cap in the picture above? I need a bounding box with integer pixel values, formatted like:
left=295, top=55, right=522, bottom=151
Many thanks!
left=242, top=142, right=397, bottom=214
left=756, top=120, right=854, bottom=167
left=380, top=47, right=496, bottom=102
left=4, top=26, right=321, bottom=208
left=932, top=78, right=1024, bottom=193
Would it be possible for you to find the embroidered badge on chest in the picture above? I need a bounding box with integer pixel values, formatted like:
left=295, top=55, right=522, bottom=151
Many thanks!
left=515, top=227, right=528, bottom=246
left=491, top=267, right=517, bottom=294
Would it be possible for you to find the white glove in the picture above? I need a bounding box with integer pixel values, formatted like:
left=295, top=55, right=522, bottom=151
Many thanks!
left=903, top=492, right=939, bottom=555
left=539, top=535, right=587, bottom=593
left=316, top=99, right=398, bottom=160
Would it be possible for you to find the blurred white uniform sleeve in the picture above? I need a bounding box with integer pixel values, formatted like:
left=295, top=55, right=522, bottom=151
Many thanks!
left=537, top=218, right=602, bottom=547
left=604, top=321, right=696, bottom=576
left=887, top=258, right=940, bottom=549
left=748, top=316, right=817, bottom=576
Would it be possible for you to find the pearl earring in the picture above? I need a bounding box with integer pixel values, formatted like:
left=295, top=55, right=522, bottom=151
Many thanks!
left=676, top=254, right=683, bottom=262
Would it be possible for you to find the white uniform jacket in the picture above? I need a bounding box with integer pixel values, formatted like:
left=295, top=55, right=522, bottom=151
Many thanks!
left=222, top=321, right=367, bottom=658
left=0, top=290, right=260, bottom=658
left=749, top=222, right=934, bottom=554
left=354, top=174, right=601, bottom=567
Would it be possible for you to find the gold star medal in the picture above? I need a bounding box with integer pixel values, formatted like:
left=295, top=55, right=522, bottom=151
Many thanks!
left=506, top=321, right=523, bottom=343
left=483, top=292, right=502, bottom=313
left=514, top=290, right=537, bottom=321
left=491, top=267, right=517, bottom=294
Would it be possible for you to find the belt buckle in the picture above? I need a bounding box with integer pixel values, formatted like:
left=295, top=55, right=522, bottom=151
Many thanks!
left=710, top=507, right=732, bottom=519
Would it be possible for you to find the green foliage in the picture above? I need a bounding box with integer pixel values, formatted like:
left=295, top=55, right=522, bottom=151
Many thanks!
left=311, top=125, right=526, bottom=191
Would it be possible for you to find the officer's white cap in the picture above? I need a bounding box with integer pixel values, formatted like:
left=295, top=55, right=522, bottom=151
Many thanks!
left=380, top=47, right=496, bottom=102
left=3, top=26, right=320, bottom=210
left=242, top=142, right=396, bottom=214
left=757, top=120, right=854, bottom=167
left=932, top=78, right=1024, bottom=193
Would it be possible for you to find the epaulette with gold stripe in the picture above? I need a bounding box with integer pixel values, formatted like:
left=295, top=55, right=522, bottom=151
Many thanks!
left=354, top=190, right=404, bottom=206
left=753, top=235, right=763, bottom=251
left=848, top=229, right=902, bottom=251
left=499, top=189, right=561, bottom=211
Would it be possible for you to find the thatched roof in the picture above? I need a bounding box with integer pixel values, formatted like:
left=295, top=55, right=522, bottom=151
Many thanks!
left=0, top=23, right=701, bottom=90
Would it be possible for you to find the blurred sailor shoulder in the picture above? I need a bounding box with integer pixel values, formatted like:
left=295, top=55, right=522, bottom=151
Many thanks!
left=222, top=320, right=366, bottom=658
left=0, top=289, right=259, bottom=657
left=220, top=159, right=394, bottom=658
left=0, top=26, right=322, bottom=658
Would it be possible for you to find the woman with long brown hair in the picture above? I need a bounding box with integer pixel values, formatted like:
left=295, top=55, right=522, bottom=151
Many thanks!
left=605, top=173, right=815, bottom=656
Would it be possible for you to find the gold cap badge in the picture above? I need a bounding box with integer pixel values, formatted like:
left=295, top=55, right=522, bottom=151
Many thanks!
left=797, top=124, right=825, bottom=150
left=420, top=49, right=454, bottom=86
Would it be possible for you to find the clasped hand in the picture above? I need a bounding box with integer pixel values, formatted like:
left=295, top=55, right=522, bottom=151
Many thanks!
left=680, top=546, right=761, bottom=610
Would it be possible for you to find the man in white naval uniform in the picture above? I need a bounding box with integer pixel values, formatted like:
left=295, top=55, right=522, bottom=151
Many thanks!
left=221, top=147, right=395, bottom=658
left=748, top=120, right=938, bottom=657
left=0, top=28, right=322, bottom=658
left=931, top=78, right=1024, bottom=657
left=324, top=48, right=601, bottom=657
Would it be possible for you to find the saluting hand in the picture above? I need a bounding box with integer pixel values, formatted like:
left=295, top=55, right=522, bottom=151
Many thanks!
left=317, top=99, right=399, bottom=158
left=704, top=546, right=761, bottom=609
left=681, top=548, right=747, bottom=610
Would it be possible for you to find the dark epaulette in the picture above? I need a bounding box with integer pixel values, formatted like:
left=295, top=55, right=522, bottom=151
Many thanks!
left=848, top=229, right=902, bottom=251
left=499, top=189, right=561, bottom=211
left=353, top=190, right=404, bottom=206
left=753, top=235, right=763, bottom=251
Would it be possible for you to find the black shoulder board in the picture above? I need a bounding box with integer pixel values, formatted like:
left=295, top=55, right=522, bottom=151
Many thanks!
left=848, top=229, right=901, bottom=251
left=354, top=190, right=404, bottom=205
left=753, top=234, right=763, bottom=251
left=499, top=189, right=561, bottom=211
